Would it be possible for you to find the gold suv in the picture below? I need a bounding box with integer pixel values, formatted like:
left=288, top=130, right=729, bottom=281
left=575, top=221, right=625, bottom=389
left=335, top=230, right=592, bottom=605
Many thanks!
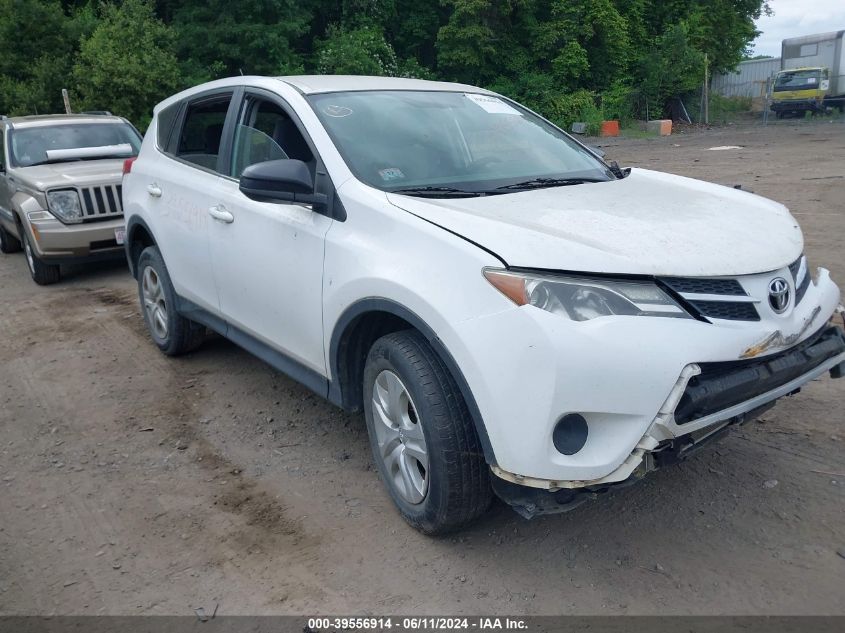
left=0, top=113, right=141, bottom=284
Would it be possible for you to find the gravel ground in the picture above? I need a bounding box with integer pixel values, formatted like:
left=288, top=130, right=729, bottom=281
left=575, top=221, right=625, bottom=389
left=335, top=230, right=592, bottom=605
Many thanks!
left=1, top=120, right=843, bottom=616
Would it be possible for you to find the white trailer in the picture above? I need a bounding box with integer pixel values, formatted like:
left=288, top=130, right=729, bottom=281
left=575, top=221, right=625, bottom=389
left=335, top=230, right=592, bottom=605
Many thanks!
left=780, top=30, right=845, bottom=108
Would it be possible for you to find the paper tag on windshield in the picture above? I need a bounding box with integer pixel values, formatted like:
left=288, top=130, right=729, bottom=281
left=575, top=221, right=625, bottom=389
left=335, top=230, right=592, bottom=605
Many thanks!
left=465, top=94, right=521, bottom=115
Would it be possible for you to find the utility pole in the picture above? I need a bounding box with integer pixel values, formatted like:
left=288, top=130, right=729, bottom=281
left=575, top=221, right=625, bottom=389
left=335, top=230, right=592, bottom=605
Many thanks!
left=703, top=53, right=709, bottom=126
left=61, top=89, right=72, bottom=115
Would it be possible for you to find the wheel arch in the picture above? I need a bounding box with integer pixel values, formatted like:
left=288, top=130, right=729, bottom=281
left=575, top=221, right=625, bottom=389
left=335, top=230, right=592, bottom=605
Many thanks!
left=125, top=215, right=158, bottom=279
left=9, top=191, right=41, bottom=239
left=328, top=298, right=496, bottom=465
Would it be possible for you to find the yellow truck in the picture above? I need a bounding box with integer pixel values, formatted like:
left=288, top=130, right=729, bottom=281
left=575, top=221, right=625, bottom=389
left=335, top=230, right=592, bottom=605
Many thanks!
left=770, top=31, right=845, bottom=118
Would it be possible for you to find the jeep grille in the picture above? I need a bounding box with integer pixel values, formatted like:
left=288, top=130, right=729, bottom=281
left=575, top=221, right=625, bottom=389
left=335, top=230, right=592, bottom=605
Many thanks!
left=79, top=184, right=123, bottom=220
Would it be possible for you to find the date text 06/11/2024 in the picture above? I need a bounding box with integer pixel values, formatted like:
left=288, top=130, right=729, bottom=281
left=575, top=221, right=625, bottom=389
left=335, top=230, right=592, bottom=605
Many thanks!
left=306, top=616, right=529, bottom=631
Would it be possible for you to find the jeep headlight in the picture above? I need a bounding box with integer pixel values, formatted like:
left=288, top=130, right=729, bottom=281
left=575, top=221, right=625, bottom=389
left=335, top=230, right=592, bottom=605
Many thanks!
left=483, top=268, right=691, bottom=321
left=46, top=189, right=83, bottom=224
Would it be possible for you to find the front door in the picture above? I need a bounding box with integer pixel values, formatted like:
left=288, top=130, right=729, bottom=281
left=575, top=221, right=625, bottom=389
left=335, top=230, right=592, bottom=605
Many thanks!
left=207, top=90, right=332, bottom=378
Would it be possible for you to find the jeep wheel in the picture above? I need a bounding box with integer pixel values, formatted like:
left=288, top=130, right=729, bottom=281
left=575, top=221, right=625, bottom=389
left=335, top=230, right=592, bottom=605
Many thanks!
left=22, top=231, right=60, bottom=285
left=0, top=225, right=22, bottom=254
left=363, top=330, right=492, bottom=535
left=137, top=246, right=204, bottom=355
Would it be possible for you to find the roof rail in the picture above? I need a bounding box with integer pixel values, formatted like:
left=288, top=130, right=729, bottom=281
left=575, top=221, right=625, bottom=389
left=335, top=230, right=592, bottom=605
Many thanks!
left=81, top=110, right=113, bottom=116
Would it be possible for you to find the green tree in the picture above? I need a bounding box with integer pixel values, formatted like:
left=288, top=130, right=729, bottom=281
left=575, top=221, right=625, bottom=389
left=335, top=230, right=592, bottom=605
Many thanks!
left=170, top=0, right=311, bottom=82
left=639, top=21, right=706, bottom=115
left=73, top=0, right=181, bottom=128
left=0, top=0, right=93, bottom=115
left=315, top=24, right=399, bottom=76
left=436, top=0, right=514, bottom=85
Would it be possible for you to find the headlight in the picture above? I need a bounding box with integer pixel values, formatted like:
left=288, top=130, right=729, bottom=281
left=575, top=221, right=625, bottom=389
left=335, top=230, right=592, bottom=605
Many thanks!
left=46, top=189, right=83, bottom=224
left=483, top=268, right=691, bottom=321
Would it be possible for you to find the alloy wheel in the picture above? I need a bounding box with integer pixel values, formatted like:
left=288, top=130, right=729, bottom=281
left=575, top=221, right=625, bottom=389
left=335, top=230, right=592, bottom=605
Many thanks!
left=371, top=369, right=429, bottom=504
left=23, top=235, right=35, bottom=274
left=142, top=266, right=169, bottom=340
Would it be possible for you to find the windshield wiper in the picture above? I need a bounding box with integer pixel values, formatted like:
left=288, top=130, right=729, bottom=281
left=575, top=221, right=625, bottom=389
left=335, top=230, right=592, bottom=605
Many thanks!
left=27, top=158, right=83, bottom=167
left=79, top=154, right=133, bottom=161
left=390, top=186, right=489, bottom=198
left=496, top=177, right=605, bottom=191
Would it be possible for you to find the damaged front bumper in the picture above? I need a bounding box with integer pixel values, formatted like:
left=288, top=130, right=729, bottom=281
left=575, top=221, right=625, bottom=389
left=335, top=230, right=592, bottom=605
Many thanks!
left=493, top=322, right=845, bottom=518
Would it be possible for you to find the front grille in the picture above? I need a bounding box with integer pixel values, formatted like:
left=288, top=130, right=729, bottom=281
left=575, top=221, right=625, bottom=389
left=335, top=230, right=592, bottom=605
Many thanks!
left=662, top=277, right=746, bottom=296
left=660, top=275, right=760, bottom=322
left=79, top=184, right=123, bottom=220
left=685, top=300, right=760, bottom=321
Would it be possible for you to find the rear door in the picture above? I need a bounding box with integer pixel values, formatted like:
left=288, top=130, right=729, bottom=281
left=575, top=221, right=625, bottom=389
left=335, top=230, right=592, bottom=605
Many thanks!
left=206, top=87, right=333, bottom=381
left=140, top=89, right=240, bottom=312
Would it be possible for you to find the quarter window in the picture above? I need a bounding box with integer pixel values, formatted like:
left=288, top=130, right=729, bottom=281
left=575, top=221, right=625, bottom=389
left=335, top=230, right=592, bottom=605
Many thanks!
left=156, top=102, right=181, bottom=151
left=175, top=95, right=232, bottom=172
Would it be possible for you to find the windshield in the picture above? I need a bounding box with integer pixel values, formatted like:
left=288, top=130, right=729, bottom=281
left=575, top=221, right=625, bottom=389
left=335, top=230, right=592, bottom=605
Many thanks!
left=308, top=90, right=612, bottom=195
left=774, top=69, right=822, bottom=92
left=10, top=122, right=142, bottom=167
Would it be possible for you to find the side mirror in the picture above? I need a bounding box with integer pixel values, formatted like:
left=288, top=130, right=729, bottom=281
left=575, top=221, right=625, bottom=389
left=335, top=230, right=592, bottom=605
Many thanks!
left=239, top=159, right=327, bottom=208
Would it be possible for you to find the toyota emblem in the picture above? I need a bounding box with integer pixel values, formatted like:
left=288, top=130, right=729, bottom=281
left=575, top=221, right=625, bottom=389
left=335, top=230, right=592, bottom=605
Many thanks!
left=768, top=277, right=790, bottom=313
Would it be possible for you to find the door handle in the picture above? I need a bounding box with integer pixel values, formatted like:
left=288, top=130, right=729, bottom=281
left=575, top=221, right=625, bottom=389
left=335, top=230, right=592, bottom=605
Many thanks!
left=208, top=204, right=234, bottom=223
left=147, top=183, right=162, bottom=197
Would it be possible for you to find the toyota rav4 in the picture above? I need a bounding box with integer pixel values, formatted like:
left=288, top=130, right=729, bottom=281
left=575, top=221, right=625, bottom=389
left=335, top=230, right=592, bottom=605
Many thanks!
left=0, top=114, right=141, bottom=284
left=123, top=76, right=845, bottom=534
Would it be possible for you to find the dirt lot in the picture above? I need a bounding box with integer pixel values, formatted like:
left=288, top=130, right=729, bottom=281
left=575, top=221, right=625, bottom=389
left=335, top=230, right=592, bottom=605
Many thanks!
left=1, top=121, right=844, bottom=616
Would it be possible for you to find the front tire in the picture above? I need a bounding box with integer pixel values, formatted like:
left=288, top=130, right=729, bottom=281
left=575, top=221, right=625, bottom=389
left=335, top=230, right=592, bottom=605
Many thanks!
left=363, top=330, right=492, bottom=534
left=0, top=225, right=22, bottom=254
left=21, top=230, right=60, bottom=285
left=137, top=246, right=205, bottom=355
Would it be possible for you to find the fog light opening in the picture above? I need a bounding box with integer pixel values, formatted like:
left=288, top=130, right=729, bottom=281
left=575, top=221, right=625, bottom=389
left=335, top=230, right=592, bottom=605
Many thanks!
left=553, top=414, right=589, bottom=455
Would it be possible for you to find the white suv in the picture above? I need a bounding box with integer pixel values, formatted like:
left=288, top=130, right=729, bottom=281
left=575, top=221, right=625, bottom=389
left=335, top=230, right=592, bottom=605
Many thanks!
left=123, top=76, right=845, bottom=533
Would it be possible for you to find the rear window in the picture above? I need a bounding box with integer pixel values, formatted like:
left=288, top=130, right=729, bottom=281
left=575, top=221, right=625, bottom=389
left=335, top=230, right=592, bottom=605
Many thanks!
left=173, top=95, right=232, bottom=172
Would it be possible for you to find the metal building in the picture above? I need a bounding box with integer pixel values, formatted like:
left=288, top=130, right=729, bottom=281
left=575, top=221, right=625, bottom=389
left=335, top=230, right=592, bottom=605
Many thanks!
left=712, top=57, right=781, bottom=98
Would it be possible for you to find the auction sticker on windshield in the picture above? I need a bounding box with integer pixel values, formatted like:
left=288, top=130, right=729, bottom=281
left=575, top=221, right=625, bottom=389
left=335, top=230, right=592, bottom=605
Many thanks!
left=465, top=93, right=521, bottom=115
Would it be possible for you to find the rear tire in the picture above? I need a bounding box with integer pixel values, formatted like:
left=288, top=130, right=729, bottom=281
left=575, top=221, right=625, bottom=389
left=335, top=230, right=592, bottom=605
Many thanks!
left=137, top=245, right=205, bottom=355
left=0, top=225, right=22, bottom=254
left=22, top=230, right=60, bottom=285
left=363, top=330, right=492, bottom=534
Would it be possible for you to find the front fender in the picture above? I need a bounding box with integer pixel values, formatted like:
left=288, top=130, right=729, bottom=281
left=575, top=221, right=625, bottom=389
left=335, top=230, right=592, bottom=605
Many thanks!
left=327, top=296, right=498, bottom=465
left=11, top=190, right=46, bottom=218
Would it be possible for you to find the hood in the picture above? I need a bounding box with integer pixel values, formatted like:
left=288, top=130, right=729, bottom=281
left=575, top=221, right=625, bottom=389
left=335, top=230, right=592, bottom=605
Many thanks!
left=17, top=159, right=125, bottom=191
left=386, top=168, right=803, bottom=277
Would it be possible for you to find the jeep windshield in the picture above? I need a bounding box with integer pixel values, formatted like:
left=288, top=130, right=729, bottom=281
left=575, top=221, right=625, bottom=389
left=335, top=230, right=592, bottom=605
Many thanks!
left=773, top=69, right=822, bottom=92
left=308, top=90, right=614, bottom=196
left=10, top=122, right=142, bottom=168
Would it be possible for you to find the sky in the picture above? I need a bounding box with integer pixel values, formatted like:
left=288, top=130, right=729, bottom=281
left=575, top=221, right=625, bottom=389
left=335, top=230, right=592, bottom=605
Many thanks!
left=751, top=0, right=845, bottom=56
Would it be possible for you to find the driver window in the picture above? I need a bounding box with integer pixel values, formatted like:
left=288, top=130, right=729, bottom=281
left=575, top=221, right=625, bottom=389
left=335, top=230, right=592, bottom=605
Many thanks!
left=231, top=97, right=314, bottom=178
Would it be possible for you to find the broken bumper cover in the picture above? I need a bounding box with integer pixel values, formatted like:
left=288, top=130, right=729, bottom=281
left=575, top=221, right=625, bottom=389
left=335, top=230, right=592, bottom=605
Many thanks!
left=493, top=324, right=845, bottom=518
left=675, top=325, right=845, bottom=424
